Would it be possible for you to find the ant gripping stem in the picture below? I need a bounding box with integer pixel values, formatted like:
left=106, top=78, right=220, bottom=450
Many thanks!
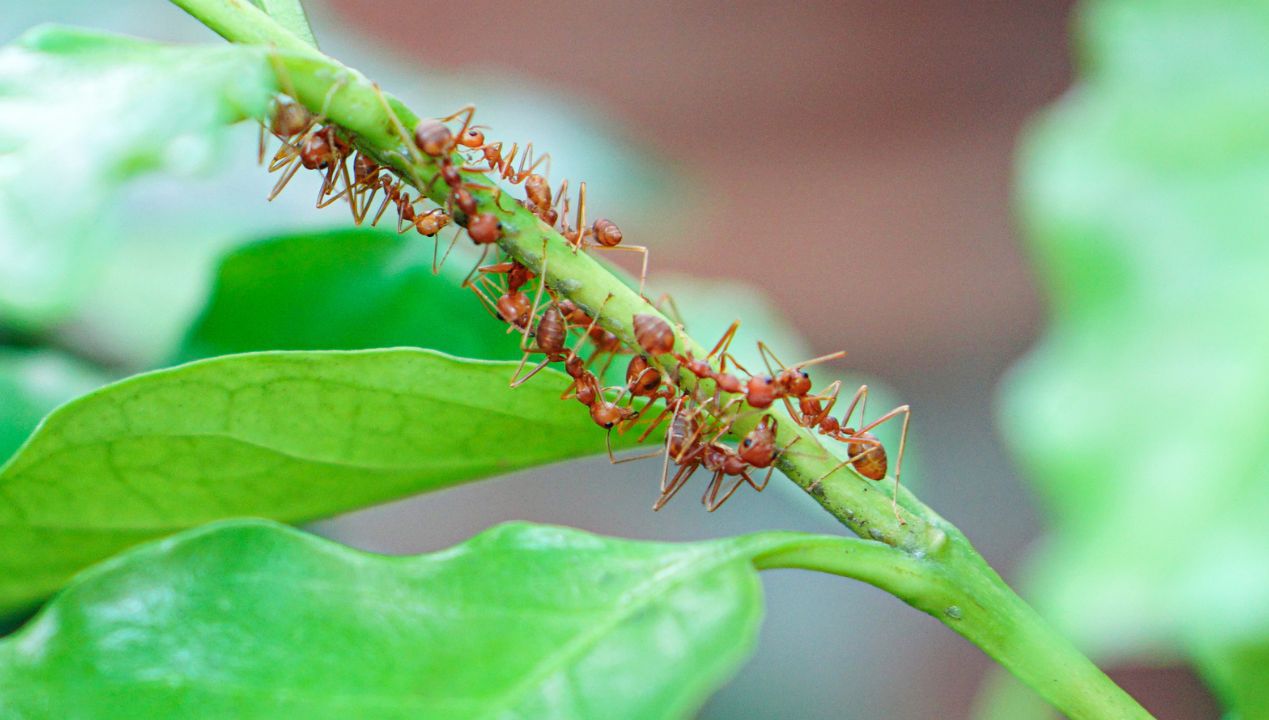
left=558, top=181, right=651, bottom=297
left=813, top=384, right=912, bottom=525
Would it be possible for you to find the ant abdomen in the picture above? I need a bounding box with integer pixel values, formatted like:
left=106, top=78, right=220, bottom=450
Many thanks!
left=845, top=430, right=887, bottom=480
left=633, top=314, right=675, bottom=356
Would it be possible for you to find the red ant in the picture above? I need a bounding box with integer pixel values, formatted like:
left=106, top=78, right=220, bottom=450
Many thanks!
left=466, top=265, right=534, bottom=335
left=556, top=182, right=650, bottom=296
left=794, top=381, right=912, bottom=524
left=258, top=98, right=313, bottom=165
left=465, top=140, right=552, bottom=188
left=268, top=124, right=357, bottom=216
left=654, top=408, right=791, bottom=512
left=546, top=297, right=639, bottom=458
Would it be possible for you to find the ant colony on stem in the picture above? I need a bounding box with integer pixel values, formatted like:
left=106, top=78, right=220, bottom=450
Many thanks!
left=255, top=85, right=912, bottom=522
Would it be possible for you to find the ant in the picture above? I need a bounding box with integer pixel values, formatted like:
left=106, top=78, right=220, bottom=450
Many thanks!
left=268, top=124, right=356, bottom=217
left=556, top=182, right=650, bottom=296
left=654, top=409, right=791, bottom=512
left=466, top=265, right=534, bottom=334
left=549, top=298, right=640, bottom=459
left=465, top=140, right=552, bottom=187
left=797, top=381, right=912, bottom=524
left=258, top=98, right=312, bottom=166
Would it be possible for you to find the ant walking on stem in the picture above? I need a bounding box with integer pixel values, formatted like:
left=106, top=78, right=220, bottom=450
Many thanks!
left=557, top=182, right=651, bottom=297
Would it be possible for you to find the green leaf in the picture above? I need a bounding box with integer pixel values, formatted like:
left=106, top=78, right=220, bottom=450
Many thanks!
left=247, top=0, right=317, bottom=48
left=175, top=228, right=523, bottom=363
left=0, top=349, right=650, bottom=617
left=0, top=25, right=274, bottom=329
left=0, top=349, right=109, bottom=465
left=1000, top=0, right=1269, bottom=713
left=0, top=519, right=773, bottom=719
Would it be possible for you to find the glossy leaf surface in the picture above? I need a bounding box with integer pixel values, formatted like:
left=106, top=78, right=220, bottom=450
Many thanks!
left=0, top=349, right=648, bottom=617
left=0, top=519, right=771, bottom=720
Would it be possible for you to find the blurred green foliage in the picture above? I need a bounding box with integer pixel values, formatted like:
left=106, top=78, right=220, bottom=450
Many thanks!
left=0, top=519, right=769, bottom=720
left=1002, top=0, right=1269, bottom=715
left=0, top=349, right=108, bottom=464
left=175, top=228, right=523, bottom=363
left=0, top=26, right=274, bottom=329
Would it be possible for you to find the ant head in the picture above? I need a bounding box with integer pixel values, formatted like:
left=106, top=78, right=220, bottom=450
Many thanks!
left=591, top=402, right=624, bottom=429
left=496, top=292, right=531, bottom=327
left=459, top=127, right=485, bottom=149
left=298, top=131, right=332, bottom=170
left=782, top=369, right=813, bottom=396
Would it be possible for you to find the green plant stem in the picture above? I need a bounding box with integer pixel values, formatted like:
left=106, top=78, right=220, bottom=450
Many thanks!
left=169, top=2, right=1153, bottom=717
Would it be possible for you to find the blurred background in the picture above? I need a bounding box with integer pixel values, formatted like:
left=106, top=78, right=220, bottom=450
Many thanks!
left=1, top=1, right=1251, bottom=718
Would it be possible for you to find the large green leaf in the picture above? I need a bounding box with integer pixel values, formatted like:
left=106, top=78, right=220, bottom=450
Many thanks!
left=174, top=228, right=522, bottom=363
left=0, top=349, right=109, bottom=466
left=0, top=25, right=274, bottom=329
left=1000, top=0, right=1269, bottom=713
left=0, top=349, right=650, bottom=618
left=0, top=519, right=780, bottom=719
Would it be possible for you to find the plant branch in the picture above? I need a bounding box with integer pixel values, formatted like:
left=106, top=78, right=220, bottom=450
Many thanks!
left=168, top=2, right=1153, bottom=717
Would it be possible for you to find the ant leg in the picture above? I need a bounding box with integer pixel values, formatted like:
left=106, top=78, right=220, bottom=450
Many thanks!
left=466, top=277, right=502, bottom=319
left=268, top=158, right=304, bottom=201
left=705, top=321, right=741, bottom=365
left=656, top=419, right=677, bottom=491
left=440, top=104, right=477, bottom=139
left=570, top=182, right=588, bottom=254
left=435, top=227, right=464, bottom=274
left=586, top=243, right=650, bottom=297
left=257, top=121, right=268, bottom=165
left=317, top=161, right=344, bottom=207
left=567, top=294, right=613, bottom=361
left=462, top=245, right=493, bottom=288
left=810, top=436, right=885, bottom=490
left=756, top=340, right=787, bottom=376
left=793, top=350, right=848, bottom=370
left=396, top=194, right=415, bottom=234
left=721, top=353, right=751, bottom=377
left=610, top=442, right=667, bottom=464
left=636, top=402, right=676, bottom=443
left=595, top=346, right=622, bottom=381
left=510, top=353, right=554, bottom=388
left=520, top=238, right=551, bottom=346
left=513, top=143, right=551, bottom=182
left=465, top=182, right=510, bottom=212
left=372, top=82, right=425, bottom=166
left=704, top=472, right=746, bottom=512
left=339, top=159, right=360, bottom=221
left=650, top=292, right=687, bottom=328
left=654, top=462, right=699, bottom=511
left=837, top=384, right=871, bottom=431
left=371, top=184, right=396, bottom=227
